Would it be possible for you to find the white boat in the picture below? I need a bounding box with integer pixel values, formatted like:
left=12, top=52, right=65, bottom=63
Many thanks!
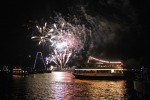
left=12, top=68, right=29, bottom=75
left=73, top=56, right=125, bottom=79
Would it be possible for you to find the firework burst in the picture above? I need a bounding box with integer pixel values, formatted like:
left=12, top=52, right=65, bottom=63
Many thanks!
left=31, top=13, right=91, bottom=69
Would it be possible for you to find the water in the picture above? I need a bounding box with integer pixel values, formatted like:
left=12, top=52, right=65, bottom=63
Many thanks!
left=0, top=72, right=141, bottom=100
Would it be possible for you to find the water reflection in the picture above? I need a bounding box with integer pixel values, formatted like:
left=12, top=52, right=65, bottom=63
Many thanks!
left=50, top=72, right=75, bottom=99
left=75, top=79, right=127, bottom=99
left=51, top=72, right=75, bottom=82
left=1, top=72, right=130, bottom=100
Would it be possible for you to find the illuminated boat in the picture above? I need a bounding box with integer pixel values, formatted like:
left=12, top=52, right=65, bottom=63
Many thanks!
left=73, top=56, right=125, bottom=79
left=12, top=68, right=29, bottom=75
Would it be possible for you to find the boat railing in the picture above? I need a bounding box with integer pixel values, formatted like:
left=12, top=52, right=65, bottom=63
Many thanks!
left=74, top=68, right=124, bottom=74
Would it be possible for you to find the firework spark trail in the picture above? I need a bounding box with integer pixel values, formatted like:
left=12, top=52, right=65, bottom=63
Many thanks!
left=50, top=49, right=72, bottom=69
left=64, top=52, right=72, bottom=67
left=62, top=49, right=67, bottom=66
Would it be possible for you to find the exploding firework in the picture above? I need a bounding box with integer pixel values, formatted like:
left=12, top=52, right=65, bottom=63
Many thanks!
left=31, top=13, right=91, bottom=69
left=31, top=19, right=53, bottom=46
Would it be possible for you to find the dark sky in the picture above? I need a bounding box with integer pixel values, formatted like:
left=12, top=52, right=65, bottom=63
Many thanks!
left=0, top=0, right=150, bottom=67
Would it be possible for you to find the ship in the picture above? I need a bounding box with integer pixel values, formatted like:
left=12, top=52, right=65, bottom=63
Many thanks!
left=12, top=68, right=29, bottom=76
left=73, top=56, right=125, bottom=79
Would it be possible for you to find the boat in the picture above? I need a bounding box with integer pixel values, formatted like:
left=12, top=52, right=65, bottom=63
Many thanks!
left=73, top=56, right=125, bottom=79
left=12, top=68, right=29, bottom=75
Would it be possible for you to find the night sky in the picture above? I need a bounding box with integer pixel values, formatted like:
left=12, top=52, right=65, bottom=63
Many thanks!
left=0, top=0, right=150, bottom=68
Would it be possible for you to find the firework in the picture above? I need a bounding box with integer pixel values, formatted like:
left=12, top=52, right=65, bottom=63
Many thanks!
left=31, top=21, right=52, bottom=45
left=31, top=13, right=91, bottom=69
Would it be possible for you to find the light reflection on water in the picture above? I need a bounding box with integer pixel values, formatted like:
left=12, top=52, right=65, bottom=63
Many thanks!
left=74, top=79, right=127, bottom=100
left=1, top=72, right=130, bottom=100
